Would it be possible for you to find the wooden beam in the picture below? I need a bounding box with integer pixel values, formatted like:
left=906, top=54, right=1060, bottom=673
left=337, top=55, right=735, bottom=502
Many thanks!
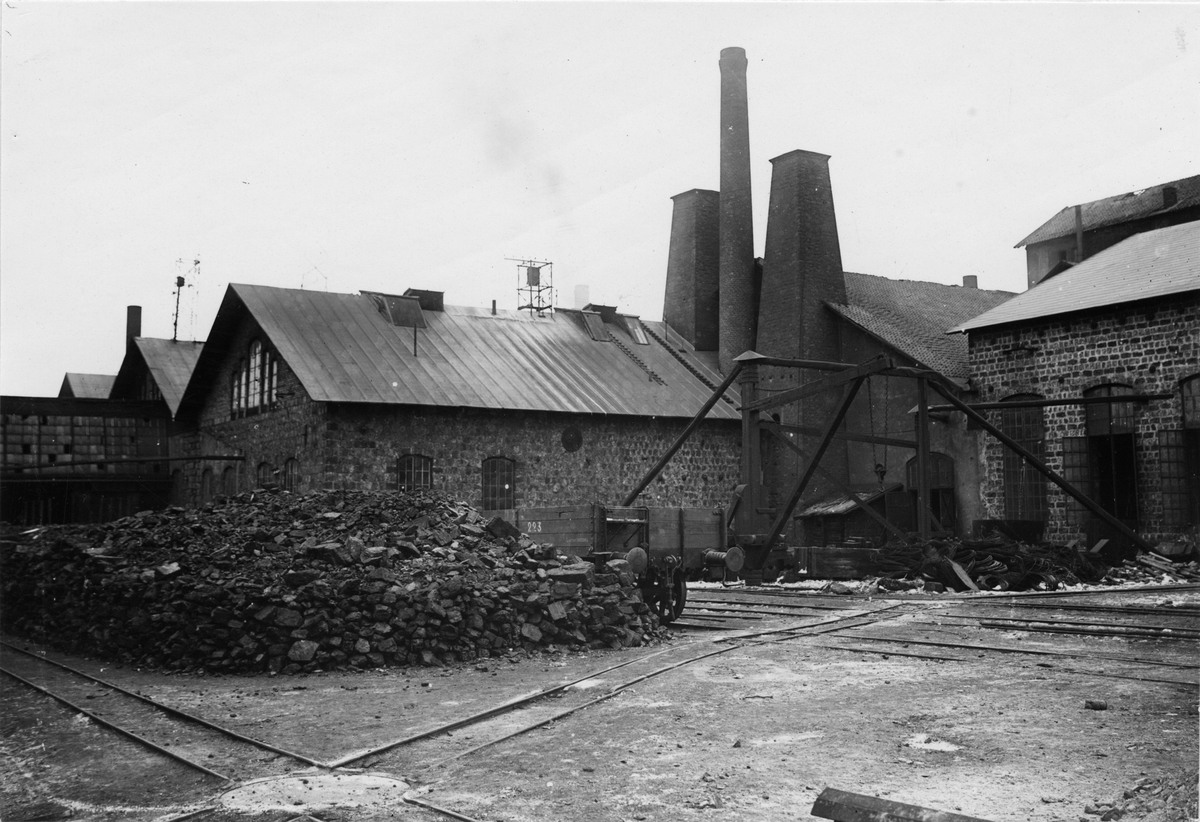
left=760, top=421, right=911, bottom=543
left=926, top=393, right=1173, bottom=414
left=811, top=787, right=994, bottom=822
left=762, top=379, right=864, bottom=551
left=775, top=422, right=918, bottom=450
left=927, top=381, right=1156, bottom=554
left=743, top=356, right=892, bottom=413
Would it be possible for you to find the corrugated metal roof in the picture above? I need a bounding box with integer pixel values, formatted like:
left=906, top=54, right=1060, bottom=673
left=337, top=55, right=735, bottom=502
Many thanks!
left=952, top=220, right=1200, bottom=333
left=182, top=284, right=739, bottom=420
left=134, top=339, right=204, bottom=415
left=59, top=373, right=116, bottom=399
left=829, top=273, right=1015, bottom=383
left=1016, top=174, right=1200, bottom=248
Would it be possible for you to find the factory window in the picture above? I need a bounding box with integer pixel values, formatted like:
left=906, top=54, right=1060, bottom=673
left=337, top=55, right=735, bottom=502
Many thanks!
left=231, top=341, right=278, bottom=419
left=482, top=456, right=515, bottom=510
left=1162, top=376, right=1200, bottom=528
left=256, top=461, right=274, bottom=488
left=905, top=452, right=956, bottom=531
left=282, top=459, right=299, bottom=493
left=200, top=468, right=214, bottom=503
left=1083, top=384, right=1139, bottom=524
left=1000, top=394, right=1047, bottom=521
left=398, top=454, right=433, bottom=493
left=222, top=466, right=237, bottom=496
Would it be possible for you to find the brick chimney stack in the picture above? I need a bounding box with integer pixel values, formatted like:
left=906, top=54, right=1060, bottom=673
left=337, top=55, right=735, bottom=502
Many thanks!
left=126, top=305, right=142, bottom=346
left=718, top=46, right=756, bottom=373
left=663, top=189, right=720, bottom=350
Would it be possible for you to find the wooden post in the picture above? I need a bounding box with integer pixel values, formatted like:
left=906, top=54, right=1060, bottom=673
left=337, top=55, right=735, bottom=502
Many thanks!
left=916, top=377, right=932, bottom=539
left=812, top=787, right=994, bottom=822
left=738, top=360, right=764, bottom=537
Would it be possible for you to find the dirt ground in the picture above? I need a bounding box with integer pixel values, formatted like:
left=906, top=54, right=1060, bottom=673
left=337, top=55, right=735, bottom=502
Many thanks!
left=2, top=590, right=1197, bottom=822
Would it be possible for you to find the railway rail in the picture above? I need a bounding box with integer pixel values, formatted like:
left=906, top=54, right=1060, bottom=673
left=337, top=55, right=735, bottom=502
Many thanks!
left=4, top=584, right=1198, bottom=821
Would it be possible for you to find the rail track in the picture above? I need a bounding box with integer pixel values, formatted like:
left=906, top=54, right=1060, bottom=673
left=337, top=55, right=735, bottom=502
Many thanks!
left=4, top=584, right=1198, bottom=821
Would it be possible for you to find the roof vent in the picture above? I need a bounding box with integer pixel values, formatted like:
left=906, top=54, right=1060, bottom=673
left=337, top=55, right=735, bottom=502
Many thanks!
left=402, top=289, right=444, bottom=312
left=582, top=303, right=619, bottom=324
left=1162, top=186, right=1178, bottom=209
left=363, top=292, right=426, bottom=328
left=962, top=275, right=978, bottom=289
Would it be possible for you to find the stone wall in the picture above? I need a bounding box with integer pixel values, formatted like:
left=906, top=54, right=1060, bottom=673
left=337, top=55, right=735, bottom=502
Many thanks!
left=968, top=294, right=1200, bottom=545
left=321, top=404, right=740, bottom=511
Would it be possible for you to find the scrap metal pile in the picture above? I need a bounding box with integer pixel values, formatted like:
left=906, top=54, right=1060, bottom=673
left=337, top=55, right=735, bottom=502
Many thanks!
left=872, top=535, right=1114, bottom=592
left=0, top=489, right=663, bottom=673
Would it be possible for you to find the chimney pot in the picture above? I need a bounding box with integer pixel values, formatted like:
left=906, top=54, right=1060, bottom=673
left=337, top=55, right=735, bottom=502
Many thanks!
left=491, top=299, right=497, bottom=315
left=962, top=275, right=978, bottom=289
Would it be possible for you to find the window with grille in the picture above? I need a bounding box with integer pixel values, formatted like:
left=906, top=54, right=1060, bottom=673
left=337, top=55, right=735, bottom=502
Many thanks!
left=398, top=454, right=433, bottom=493
left=1162, top=376, right=1200, bottom=528
left=282, top=459, right=299, bottom=493
left=1083, top=384, right=1139, bottom=523
left=482, top=456, right=515, bottom=510
left=222, top=466, right=237, bottom=496
left=230, top=341, right=278, bottom=419
left=1000, top=395, right=1047, bottom=521
left=200, top=468, right=214, bottom=503
left=256, top=461, right=274, bottom=487
left=905, top=452, right=956, bottom=531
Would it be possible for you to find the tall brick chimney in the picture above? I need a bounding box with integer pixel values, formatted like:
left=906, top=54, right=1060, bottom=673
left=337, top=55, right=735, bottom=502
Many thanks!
left=663, top=189, right=720, bottom=350
left=756, top=149, right=850, bottom=503
left=718, top=46, right=756, bottom=373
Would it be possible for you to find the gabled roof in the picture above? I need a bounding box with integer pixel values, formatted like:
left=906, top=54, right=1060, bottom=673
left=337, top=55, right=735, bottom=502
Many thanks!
left=178, top=284, right=739, bottom=421
left=1016, top=174, right=1200, bottom=248
left=58, top=372, right=115, bottom=399
left=828, top=273, right=1015, bottom=384
left=952, top=220, right=1200, bottom=333
left=111, top=338, right=204, bottom=415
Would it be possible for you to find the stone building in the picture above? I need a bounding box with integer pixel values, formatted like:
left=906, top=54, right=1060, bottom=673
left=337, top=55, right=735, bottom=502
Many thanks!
left=1017, top=174, right=1200, bottom=289
left=953, top=220, right=1200, bottom=553
left=171, top=284, right=742, bottom=514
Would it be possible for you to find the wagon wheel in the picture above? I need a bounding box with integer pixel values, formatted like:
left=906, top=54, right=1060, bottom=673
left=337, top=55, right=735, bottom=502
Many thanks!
left=653, top=568, right=688, bottom=624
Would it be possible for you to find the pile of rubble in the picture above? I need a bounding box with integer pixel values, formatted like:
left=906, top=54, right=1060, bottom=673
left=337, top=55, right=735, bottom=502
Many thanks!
left=1075, top=767, right=1199, bottom=821
left=871, top=535, right=1111, bottom=592
left=0, top=489, right=663, bottom=674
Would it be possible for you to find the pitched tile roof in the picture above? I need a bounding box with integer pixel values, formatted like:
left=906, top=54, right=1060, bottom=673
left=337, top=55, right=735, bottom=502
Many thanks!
left=828, top=273, right=1016, bottom=384
left=953, top=220, right=1200, bottom=333
left=1016, top=174, right=1200, bottom=248
left=58, top=372, right=115, bottom=399
left=179, top=284, right=739, bottom=421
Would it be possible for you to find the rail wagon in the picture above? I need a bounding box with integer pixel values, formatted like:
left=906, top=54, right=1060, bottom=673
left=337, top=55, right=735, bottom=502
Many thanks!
left=512, top=504, right=743, bottom=623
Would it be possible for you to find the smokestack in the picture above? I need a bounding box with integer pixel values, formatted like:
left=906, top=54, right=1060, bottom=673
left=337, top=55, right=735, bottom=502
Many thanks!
left=574, top=284, right=590, bottom=310
left=756, top=149, right=849, bottom=500
left=718, top=46, right=756, bottom=373
left=126, top=305, right=142, bottom=344
left=963, top=275, right=978, bottom=289
left=663, top=188, right=720, bottom=350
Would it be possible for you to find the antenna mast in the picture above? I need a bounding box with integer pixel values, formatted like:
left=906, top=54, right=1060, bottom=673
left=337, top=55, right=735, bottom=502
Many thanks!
left=509, top=258, right=554, bottom=317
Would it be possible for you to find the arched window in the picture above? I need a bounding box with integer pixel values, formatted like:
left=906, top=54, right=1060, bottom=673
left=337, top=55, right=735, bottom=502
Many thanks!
left=282, top=458, right=299, bottom=493
left=256, top=461, right=274, bottom=488
left=398, top=454, right=433, bottom=493
left=222, top=465, right=237, bottom=496
left=482, top=456, right=515, bottom=510
left=200, top=468, right=214, bottom=503
left=906, top=452, right=956, bottom=531
left=1000, top=394, right=1047, bottom=521
left=230, top=365, right=243, bottom=417
left=171, top=469, right=185, bottom=506
left=247, top=341, right=262, bottom=411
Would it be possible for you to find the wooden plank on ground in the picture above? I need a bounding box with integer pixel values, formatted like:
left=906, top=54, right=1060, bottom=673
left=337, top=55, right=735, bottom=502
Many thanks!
left=811, top=787, right=994, bottom=822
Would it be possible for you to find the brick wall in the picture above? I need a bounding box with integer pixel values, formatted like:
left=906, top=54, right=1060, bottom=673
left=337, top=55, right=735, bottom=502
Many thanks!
left=969, top=294, right=1200, bottom=544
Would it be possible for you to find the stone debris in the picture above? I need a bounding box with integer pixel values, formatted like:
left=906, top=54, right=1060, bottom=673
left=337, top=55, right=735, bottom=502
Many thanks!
left=0, top=489, right=663, bottom=673
left=1075, top=767, right=1198, bottom=822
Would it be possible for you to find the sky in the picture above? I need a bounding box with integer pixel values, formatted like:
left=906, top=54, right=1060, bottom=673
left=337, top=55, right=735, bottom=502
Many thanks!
left=2, top=2, right=1198, bottom=396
